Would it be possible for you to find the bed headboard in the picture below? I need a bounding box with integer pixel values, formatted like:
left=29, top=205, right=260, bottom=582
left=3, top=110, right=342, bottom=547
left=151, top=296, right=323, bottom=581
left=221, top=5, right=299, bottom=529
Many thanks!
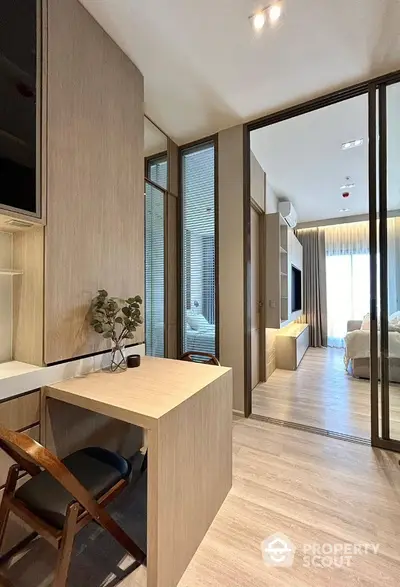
left=347, top=320, right=362, bottom=332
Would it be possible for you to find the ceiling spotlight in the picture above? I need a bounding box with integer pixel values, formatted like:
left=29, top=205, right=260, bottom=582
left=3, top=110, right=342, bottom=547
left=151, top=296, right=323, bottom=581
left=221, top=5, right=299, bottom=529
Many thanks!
left=339, top=208, right=350, bottom=212
left=341, top=139, right=364, bottom=150
left=251, top=11, right=266, bottom=31
left=267, top=2, right=283, bottom=25
left=249, top=2, right=284, bottom=32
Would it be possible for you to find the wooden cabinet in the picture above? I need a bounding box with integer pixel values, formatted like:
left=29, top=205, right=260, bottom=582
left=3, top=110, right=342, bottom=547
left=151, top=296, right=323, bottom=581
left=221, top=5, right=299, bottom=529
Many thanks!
left=0, top=0, right=145, bottom=366
left=43, top=0, right=144, bottom=364
left=265, top=213, right=303, bottom=329
left=0, top=1, right=41, bottom=220
left=275, top=324, right=309, bottom=370
left=265, top=213, right=289, bottom=328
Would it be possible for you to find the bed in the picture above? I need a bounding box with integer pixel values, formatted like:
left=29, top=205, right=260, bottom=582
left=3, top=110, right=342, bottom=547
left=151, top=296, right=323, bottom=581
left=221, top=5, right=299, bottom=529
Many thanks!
left=345, top=319, right=400, bottom=383
left=185, top=311, right=216, bottom=354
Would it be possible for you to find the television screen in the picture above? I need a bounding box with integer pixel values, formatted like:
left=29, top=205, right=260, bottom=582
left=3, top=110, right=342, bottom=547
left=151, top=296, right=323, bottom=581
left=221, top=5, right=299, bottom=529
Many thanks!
left=292, top=265, right=302, bottom=312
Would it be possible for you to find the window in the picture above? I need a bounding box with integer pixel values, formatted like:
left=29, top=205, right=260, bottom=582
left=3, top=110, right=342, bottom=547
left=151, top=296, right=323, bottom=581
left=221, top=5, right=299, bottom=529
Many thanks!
left=326, top=254, right=371, bottom=348
left=147, top=155, right=167, bottom=190
left=181, top=142, right=217, bottom=356
left=145, top=181, right=164, bottom=357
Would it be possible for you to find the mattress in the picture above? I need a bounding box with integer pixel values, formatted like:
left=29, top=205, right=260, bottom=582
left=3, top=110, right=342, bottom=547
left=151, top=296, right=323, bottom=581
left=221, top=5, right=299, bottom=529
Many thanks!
left=185, top=325, right=216, bottom=354
left=345, top=330, right=400, bottom=366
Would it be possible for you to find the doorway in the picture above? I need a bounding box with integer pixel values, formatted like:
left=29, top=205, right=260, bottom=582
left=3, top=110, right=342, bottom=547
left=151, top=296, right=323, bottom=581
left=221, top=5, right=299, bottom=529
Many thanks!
left=250, top=203, right=265, bottom=390
left=244, top=69, right=400, bottom=451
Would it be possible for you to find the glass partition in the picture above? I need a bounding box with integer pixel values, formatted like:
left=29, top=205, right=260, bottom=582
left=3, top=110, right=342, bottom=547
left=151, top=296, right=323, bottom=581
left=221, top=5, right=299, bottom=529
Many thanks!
left=145, top=180, right=165, bottom=357
left=181, top=142, right=217, bottom=356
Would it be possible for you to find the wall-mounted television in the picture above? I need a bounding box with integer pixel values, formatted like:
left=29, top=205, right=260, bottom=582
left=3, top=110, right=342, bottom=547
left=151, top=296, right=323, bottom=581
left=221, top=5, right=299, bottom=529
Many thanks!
left=291, top=265, right=302, bottom=312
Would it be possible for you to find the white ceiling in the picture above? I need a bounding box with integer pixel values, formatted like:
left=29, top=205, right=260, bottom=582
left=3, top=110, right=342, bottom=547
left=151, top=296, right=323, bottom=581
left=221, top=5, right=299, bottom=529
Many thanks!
left=250, top=85, right=400, bottom=223
left=80, top=0, right=400, bottom=145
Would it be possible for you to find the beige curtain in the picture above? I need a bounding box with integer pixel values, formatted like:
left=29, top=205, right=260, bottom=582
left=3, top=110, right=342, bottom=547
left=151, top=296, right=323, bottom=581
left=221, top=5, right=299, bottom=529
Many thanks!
left=296, top=228, right=327, bottom=347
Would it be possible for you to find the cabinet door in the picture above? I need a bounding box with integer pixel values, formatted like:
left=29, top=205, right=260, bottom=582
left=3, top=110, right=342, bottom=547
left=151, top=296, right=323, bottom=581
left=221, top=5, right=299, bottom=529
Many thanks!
left=0, top=0, right=40, bottom=218
left=44, top=0, right=144, bottom=363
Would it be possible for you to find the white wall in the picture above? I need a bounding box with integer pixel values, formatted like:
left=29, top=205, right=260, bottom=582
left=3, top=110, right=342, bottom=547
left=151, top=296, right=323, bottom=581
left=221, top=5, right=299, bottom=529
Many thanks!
left=0, top=232, right=13, bottom=362
left=250, top=151, right=265, bottom=211
left=266, top=179, right=278, bottom=214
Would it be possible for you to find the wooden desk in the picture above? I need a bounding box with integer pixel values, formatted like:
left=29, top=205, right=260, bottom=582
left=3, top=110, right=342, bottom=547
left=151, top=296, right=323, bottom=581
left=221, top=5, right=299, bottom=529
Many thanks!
left=42, top=357, right=233, bottom=587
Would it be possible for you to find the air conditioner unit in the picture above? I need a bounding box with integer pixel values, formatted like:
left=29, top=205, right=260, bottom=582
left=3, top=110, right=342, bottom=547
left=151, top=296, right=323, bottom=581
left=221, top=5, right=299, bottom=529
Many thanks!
left=279, top=201, right=297, bottom=228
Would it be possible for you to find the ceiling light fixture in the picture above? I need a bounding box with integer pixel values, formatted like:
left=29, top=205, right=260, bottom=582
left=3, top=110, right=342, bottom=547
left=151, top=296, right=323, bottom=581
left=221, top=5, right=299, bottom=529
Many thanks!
left=267, top=2, right=282, bottom=25
left=341, top=139, right=364, bottom=150
left=340, top=183, right=355, bottom=190
left=339, top=208, right=350, bottom=212
left=251, top=11, right=266, bottom=31
left=249, top=1, right=284, bottom=32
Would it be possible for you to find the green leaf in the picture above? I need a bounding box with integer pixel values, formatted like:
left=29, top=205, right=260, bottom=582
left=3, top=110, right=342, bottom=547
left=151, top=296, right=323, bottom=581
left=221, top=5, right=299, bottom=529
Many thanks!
left=115, top=316, right=123, bottom=324
left=103, top=331, right=113, bottom=339
left=121, top=307, right=130, bottom=316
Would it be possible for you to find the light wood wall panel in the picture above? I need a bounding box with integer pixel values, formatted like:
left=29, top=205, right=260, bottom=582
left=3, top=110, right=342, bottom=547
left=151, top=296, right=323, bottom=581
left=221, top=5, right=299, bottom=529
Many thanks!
left=44, top=0, right=144, bottom=363
left=0, top=425, right=39, bottom=490
left=13, top=227, right=44, bottom=366
left=218, top=125, right=245, bottom=412
left=0, top=391, right=40, bottom=431
left=0, top=232, right=13, bottom=362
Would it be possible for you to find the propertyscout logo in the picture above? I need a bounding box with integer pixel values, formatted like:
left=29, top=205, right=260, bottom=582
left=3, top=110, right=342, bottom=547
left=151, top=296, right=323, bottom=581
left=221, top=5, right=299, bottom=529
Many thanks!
left=261, top=533, right=295, bottom=567
left=261, top=533, right=379, bottom=568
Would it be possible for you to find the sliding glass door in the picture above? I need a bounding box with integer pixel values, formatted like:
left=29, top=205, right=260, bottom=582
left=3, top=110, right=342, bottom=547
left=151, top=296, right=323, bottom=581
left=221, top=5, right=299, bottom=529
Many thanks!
left=370, top=76, right=400, bottom=450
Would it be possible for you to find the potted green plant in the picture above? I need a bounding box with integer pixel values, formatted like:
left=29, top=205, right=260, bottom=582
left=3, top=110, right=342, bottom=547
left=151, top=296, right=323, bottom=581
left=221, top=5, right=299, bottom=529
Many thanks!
left=90, top=289, right=143, bottom=371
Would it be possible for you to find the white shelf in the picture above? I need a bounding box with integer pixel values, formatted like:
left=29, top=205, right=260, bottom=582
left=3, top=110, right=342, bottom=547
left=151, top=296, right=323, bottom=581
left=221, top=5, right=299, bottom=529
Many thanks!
left=0, top=269, right=23, bottom=275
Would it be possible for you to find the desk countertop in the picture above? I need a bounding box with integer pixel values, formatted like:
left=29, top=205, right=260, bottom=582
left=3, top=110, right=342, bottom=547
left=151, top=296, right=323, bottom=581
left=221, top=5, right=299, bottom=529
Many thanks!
left=45, top=356, right=231, bottom=428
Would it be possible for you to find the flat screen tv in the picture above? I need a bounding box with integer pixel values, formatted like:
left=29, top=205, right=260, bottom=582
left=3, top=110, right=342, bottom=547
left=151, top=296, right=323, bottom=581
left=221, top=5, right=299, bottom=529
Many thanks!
left=291, top=265, right=302, bottom=312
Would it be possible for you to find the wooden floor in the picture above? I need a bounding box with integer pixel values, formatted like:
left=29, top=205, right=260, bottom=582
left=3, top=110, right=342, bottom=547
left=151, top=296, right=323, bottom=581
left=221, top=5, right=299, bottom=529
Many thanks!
left=253, top=347, right=400, bottom=440
left=3, top=418, right=400, bottom=586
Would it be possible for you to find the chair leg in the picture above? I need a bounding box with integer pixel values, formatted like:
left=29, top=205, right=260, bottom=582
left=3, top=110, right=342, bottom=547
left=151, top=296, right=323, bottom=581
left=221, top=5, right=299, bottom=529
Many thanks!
left=97, top=509, right=146, bottom=564
left=0, top=465, right=20, bottom=552
left=53, top=503, right=79, bottom=587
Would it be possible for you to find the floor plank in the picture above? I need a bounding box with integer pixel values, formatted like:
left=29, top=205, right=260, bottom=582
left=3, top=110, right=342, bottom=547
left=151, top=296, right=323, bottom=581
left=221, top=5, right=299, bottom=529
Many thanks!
left=3, top=418, right=400, bottom=586
left=252, top=347, right=400, bottom=440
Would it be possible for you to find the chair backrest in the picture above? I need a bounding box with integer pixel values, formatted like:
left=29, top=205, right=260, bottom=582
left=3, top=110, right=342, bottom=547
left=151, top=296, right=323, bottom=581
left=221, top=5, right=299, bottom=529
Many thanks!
left=0, top=425, right=105, bottom=520
left=180, top=351, right=220, bottom=366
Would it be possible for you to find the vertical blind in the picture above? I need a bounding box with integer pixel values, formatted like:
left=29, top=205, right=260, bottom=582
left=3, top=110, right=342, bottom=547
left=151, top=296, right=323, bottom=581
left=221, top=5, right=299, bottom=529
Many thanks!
left=145, top=180, right=164, bottom=357
left=181, top=142, right=216, bottom=356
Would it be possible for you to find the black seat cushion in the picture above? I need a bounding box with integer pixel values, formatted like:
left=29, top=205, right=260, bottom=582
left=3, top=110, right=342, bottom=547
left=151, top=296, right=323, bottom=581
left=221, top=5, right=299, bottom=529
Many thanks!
left=15, top=447, right=131, bottom=530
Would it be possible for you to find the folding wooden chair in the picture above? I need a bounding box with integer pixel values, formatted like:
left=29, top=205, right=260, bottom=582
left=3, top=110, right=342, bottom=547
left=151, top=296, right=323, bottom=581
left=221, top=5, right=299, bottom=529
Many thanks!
left=0, top=425, right=146, bottom=587
left=180, top=351, right=220, bottom=366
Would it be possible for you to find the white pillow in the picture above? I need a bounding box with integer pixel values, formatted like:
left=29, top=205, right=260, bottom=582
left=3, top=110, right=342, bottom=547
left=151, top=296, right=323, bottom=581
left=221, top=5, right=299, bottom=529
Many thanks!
left=186, top=312, right=209, bottom=331
left=361, top=313, right=370, bottom=331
